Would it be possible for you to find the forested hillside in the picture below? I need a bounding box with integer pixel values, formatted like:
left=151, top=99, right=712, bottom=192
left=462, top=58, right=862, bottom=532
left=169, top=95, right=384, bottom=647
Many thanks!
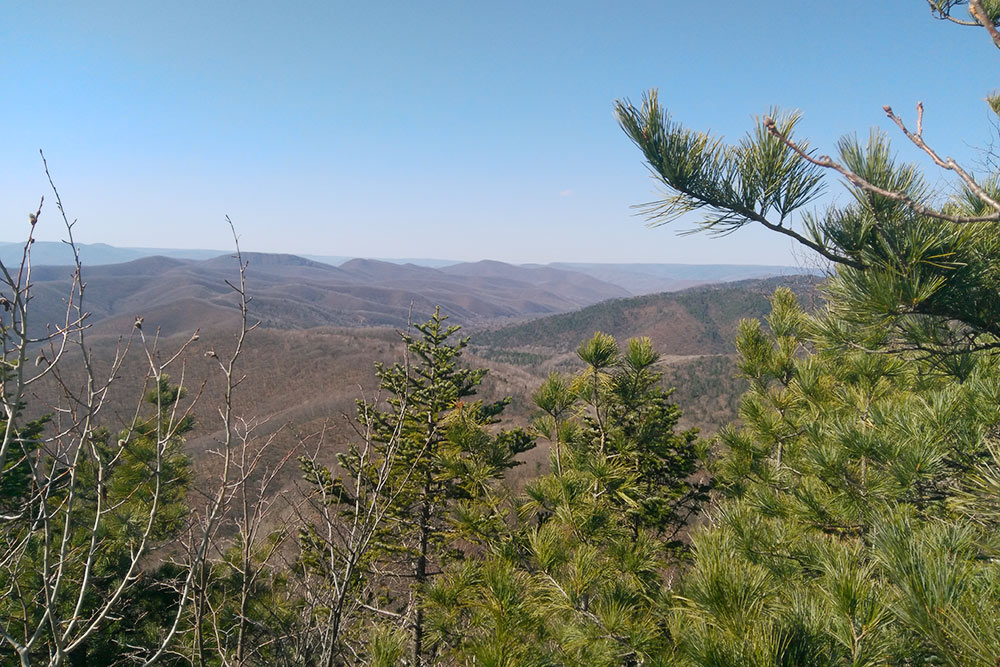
left=38, top=273, right=802, bottom=500
left=475, top=275, right=819, bottom=353
left=473, top=275, right=819, bottom=431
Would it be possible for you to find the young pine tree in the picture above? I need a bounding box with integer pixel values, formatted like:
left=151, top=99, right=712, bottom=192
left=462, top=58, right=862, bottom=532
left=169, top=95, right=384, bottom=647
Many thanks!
left=297, top=308, right=532, bottom=666
left=425, top=333, right=708, bottom=666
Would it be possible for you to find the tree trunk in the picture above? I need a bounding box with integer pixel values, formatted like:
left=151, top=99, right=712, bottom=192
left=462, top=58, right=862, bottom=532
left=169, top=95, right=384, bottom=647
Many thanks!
left=412, top=478, right=431, bottom=667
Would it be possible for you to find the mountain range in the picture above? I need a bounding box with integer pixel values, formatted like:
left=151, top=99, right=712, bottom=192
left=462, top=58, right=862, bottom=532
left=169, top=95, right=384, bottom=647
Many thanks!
left=2, top=242, right=814, bottom=291
left=23, top=254, right=632, bottom=336
left=42, top=274, right=820, bottom=487
left=6, top=242, right=815, bottom=338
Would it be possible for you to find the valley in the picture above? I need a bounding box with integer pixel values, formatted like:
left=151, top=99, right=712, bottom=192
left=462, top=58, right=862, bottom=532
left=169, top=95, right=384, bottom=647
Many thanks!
left=26, top=249, right=822, bottom=490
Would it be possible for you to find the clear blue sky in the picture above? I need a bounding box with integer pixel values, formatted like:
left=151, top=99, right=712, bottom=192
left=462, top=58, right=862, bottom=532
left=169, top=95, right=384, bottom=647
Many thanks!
left=1, top=1, right=997, bottom=264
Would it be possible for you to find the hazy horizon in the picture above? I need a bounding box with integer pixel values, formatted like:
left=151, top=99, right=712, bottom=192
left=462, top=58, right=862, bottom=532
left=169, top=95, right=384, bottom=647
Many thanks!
left=0, top=239, right=819, bottom=270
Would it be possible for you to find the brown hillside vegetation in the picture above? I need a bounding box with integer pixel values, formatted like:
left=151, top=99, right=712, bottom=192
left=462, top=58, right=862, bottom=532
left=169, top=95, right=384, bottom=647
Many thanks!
left=471, top=274, right=821, bottom=431
left=41, top=273, right=821, bottom=498
left=24, top=254, right=632, bottom=338
left=58, top=321, right=541, bottom=491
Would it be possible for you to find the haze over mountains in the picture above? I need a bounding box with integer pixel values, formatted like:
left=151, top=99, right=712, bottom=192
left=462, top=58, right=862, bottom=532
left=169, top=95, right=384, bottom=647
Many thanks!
left=6, top=241, right=815, bottom=337
left=24, top=253, right=632, bottom=335
left=545, top=262, right=816, bottom=294
left=1, top=241, right=811, bottom=290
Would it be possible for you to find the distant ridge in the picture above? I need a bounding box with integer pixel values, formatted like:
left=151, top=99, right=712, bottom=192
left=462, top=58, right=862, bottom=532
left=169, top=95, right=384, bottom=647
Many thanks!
left=0, top=242, right=456, bottom=270
left=473, top=274, right=822, bottom=356
left=547, top=262, right=817, bottom=295
left=337, top=258, right=446, bottom=282
left=1, top=242, right=812, bottom=296
left=18, top=252, right=631, bottom=336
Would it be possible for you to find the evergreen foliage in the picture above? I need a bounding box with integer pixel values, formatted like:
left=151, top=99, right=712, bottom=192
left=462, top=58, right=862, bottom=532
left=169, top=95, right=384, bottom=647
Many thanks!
left=423, top=333, right=707, bottom=665
left=0, top=375, right=194, bottom=665
left=610, top=3, right=1000, bottom=664
left=615, top=84, right=1000, bottom=357
left=667, top=290, right=1000, bottom=665
left=296, top=308, right=533, bottom=665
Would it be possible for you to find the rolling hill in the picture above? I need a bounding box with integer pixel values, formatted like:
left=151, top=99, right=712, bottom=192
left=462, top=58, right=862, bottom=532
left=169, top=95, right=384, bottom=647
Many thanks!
left=20, top=253, right=631, bottom=337
left=471, top=275, right=823, bottom=431
left=546, top=262, right=817, bottom=295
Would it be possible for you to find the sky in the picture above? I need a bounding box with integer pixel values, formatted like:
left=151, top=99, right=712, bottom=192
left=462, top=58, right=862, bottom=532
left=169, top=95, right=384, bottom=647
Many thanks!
left=1, top=1, right=998, bottom=265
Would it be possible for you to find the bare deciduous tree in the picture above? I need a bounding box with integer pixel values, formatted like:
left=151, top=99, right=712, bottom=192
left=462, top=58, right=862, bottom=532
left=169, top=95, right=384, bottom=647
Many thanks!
left=0, top=161, right=258, bottom=666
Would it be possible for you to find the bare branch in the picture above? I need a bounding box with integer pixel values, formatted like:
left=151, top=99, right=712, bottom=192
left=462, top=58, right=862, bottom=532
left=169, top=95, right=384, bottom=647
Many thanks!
left=763, top=116, right=1000, bottom=224
left=969, top=0, right=1000, bottom=48
left=883, top=103, right=1000, bottom=212
left=927, top=0, right=981, bottom=25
